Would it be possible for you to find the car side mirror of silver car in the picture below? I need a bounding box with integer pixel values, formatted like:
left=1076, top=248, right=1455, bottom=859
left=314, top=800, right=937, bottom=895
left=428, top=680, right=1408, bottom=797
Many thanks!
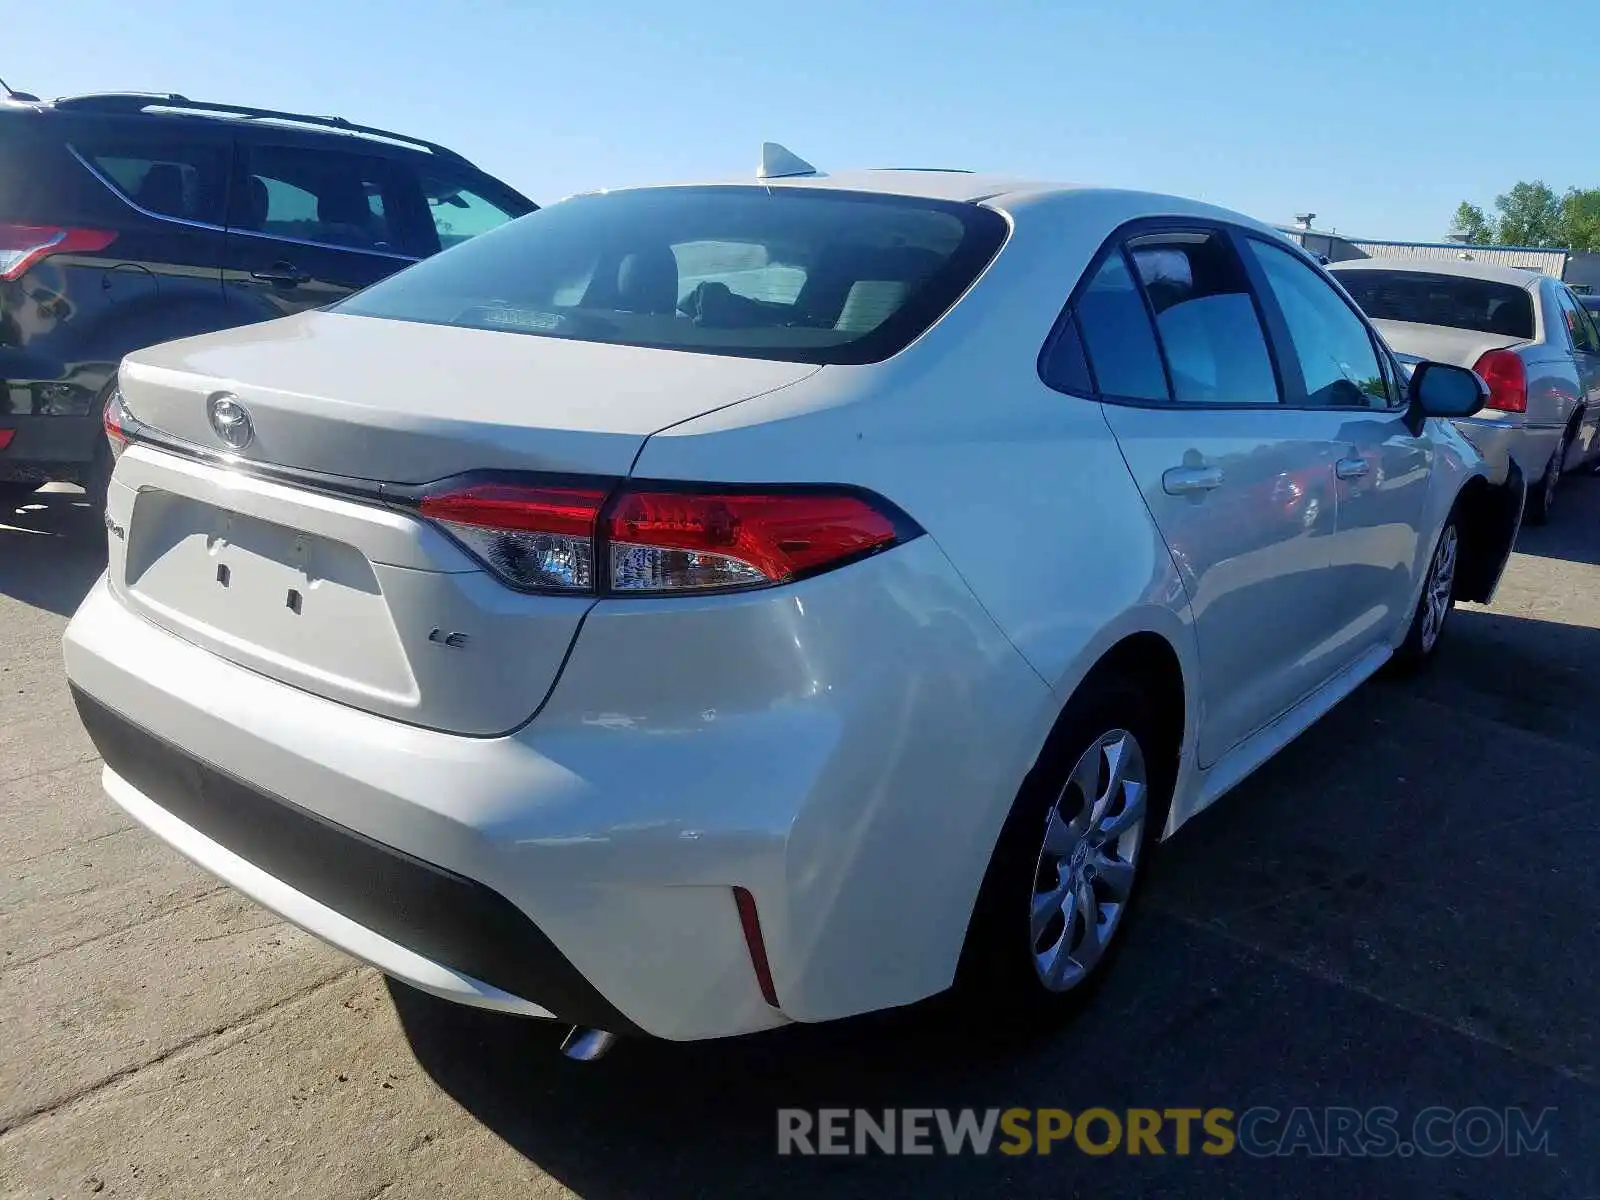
left=1407, top=360, right=1488, bottom=432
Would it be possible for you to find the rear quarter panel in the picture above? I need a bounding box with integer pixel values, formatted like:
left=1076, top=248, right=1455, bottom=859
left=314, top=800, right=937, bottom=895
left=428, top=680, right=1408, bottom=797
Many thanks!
left=624, top=189, right=1212, bottom=1020
left=631, top=187, right=1204, bottom=796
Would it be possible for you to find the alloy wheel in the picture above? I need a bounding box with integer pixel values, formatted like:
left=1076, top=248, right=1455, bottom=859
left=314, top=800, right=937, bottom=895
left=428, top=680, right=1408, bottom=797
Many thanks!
left=1543, top=434, right=1569, bottom=514
left=1419, top=524, right=1458, bottom=654
left=1030, top=729, right=1147, bottom=992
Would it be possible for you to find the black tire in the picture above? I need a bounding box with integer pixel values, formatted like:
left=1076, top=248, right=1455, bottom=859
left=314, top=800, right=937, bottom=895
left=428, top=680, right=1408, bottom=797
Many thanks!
left=1391, top=513, right=1460, bottom=674
left=80, top=376, right=118, bottom=521
left=955, top=675, right=1173, bottom=1025
left=1525, top=428, right=1571, bottom=525
left=81, top=437, right=112, bottom=520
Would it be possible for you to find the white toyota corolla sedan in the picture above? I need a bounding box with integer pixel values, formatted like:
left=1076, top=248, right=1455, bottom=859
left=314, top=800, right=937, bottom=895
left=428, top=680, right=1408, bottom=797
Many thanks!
left=63, top=146, right=1524, bottom=1057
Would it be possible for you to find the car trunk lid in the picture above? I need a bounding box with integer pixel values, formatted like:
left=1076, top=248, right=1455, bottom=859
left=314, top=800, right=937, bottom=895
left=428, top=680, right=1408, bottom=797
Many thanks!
left=1369, top=319, right=1530, bottom=370
left=109, top=311, right=820, bottom=734
left=118, top=309, right=819, bottom=482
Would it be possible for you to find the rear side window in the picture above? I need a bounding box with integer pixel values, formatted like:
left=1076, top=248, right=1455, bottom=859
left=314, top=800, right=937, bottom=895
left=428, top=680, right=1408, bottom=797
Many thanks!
left=1336, top=269, right=1535, bottom=339
left=1126, top=232, right=1279, bottom=405
left=1073, top=252, right=1169, bottom=401
left=71, top=134, right=230, bottom=224
left=237, top=144, right=414, bottom=255
left=334, top=186, right=1009, bottom=365
left=1556, top=287, right=1599, bottom=353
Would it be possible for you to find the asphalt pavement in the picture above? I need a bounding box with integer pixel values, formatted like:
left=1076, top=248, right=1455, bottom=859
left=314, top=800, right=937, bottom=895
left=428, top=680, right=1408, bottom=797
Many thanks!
left=2, top=478, right=1598, bottom=1199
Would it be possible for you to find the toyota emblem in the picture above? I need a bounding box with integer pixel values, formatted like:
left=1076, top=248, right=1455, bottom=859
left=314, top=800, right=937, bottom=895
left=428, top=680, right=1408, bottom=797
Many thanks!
left=208, top=393, right=254, bottom=451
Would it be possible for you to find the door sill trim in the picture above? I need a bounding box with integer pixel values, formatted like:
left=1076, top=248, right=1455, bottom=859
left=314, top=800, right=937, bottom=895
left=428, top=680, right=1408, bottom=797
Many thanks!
left=1194, top=644, right=1391, bottom=813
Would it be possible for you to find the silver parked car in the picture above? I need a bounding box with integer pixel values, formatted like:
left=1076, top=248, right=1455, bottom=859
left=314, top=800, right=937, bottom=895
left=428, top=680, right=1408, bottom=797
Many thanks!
left=1331, top=258, right=1600, bottom=522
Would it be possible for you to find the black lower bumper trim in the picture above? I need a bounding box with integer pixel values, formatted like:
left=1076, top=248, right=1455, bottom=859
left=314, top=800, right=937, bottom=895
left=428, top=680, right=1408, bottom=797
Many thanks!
left=70, top=685, right=640, bottom=1035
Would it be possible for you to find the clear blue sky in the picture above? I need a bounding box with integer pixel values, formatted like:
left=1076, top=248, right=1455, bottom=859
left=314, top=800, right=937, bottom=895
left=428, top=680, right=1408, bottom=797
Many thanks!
left=11, top=0, right=1598, bottom=240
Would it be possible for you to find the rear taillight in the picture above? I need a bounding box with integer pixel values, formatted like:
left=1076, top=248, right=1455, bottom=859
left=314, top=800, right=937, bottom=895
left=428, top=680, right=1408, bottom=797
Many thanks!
left=102, top=385, right=141, bottom=460
left=416, top=480, right=915, bottom=595
left=1472, top=350, right=1527, bottom=414
left=0, top=223, right=116, bottom=282
left=418, top=484, right=607, bottom=593
left=0, top=430, right=14, bottom=450
left=607, top=490, right=900, bottom=592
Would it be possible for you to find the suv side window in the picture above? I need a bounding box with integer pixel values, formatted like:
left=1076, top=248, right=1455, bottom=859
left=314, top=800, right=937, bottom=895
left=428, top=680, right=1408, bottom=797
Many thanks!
left=236, top=144, right=418, bottom=256
left=417, top=166, right=526, bottom=251
left=1126, top=230, right=1280, bottom=405
left=1245, top=237, right=1393, bottom=409
left=72, top=134, right=230, bottom=225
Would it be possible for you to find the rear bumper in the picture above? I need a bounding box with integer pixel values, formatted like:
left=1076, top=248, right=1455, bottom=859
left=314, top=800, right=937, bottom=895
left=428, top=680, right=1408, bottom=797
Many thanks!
left=73, top=686, right=629, bottom=1029
left=1452, top=415, right=1563, bottom=486
left=63, top=533, right=1050, bottom=1040
left=0, top=413, right=102, bottom=482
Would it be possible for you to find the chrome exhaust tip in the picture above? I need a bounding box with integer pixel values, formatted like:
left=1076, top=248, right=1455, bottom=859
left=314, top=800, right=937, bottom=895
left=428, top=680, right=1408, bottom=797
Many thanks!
left=560, top=1026, right=617, bottom=1061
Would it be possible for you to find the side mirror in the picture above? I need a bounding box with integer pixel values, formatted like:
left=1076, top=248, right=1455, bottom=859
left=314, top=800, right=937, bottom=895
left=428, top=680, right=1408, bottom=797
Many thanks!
left=1407, top=360, right=1487, bottom=426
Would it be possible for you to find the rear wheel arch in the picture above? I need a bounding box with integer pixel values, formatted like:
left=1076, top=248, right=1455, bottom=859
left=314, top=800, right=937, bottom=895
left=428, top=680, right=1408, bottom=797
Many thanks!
left=953, top=632, right=1186, bottom=1019
left=1035, top=631, right=1186, bottom=833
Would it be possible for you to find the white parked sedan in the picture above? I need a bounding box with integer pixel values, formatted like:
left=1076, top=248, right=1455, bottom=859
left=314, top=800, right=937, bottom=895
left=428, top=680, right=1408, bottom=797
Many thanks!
left=1330, top=257, right=1600, bottom=523
left=64, top=147, right=1523, bottom=1057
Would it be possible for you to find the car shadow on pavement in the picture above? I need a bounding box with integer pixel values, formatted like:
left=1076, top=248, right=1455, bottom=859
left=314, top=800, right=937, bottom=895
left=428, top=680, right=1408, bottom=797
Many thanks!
left=0, top=485, right=107, bottom=617
left=1513, top=472, right=1600, bottom=566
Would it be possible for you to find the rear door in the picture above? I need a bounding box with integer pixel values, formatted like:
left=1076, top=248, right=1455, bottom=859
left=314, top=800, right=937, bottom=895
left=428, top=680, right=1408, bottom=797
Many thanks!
left=222, top=139, right=425, bottom=320
left=1241, top=235, right=1430, bottom=663
left=1556, top=285, right=1600, bottom=464
left=1068, top=224, right=1351, bottom=766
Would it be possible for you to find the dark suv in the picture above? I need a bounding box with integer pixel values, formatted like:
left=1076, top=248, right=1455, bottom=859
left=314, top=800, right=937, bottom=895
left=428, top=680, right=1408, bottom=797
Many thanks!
left=1, top=91, right=536, bottom=509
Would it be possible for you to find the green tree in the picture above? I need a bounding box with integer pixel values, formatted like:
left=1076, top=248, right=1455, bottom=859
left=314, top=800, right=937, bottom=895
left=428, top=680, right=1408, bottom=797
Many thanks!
left=1558, top=188, right=1600, bottom=252
left=1449, top=201, right=1494, bottom=244
left=1493, top=180, right=1563, bottom=246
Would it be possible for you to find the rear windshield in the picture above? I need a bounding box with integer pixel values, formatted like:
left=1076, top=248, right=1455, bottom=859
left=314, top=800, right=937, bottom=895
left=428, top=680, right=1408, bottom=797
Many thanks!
left=1336, top=269, right=1536, bottom=339
left=334, top=186, right=1009, bottom=364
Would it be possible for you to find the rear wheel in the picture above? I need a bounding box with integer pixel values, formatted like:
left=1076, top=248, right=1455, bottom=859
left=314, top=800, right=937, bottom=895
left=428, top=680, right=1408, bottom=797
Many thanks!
left=80, top=376, right=117, bottom=521
left=1392, top=515, right=1459, bottom=673
left=1525, top=428, right=1571, bottom=525
left=956, top=677, right=1171, bottom=1023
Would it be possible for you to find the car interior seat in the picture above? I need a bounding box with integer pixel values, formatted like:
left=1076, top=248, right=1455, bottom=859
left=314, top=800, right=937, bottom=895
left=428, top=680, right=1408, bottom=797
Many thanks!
left=135, top=164, right=188, bottom=218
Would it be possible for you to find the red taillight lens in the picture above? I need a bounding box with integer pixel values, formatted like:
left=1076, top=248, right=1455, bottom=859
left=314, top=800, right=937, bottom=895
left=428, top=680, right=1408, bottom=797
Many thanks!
left=0, top=223, right=116, bottom=282
left=102, top=385, right=138, bottom=460
left=607, top=489, right=901, bottom=592
left=419, top=484, right=607, bottom=592
left=417, top=480, right=911, bottom=595
left=1472, top=350, right=1527, bottom=414
left=0, top=430, right=14, bottom=450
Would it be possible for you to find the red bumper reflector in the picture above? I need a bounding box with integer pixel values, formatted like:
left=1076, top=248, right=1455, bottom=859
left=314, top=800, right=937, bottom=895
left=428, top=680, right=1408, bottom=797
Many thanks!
left=732, top=886, right=780, bottom=1008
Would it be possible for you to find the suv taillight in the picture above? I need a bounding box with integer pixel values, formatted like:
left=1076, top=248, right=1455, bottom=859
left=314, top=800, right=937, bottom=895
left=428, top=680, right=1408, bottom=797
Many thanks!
left=0, top=223, right=116, bottom=282
left=1472, top=350, right=1527, bottom=414
left=417, top=481, right=916, bottom=595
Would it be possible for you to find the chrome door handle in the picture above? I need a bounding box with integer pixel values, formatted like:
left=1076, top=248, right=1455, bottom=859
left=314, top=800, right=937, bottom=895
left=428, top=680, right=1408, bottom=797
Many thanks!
left=1162, top=465, right=1225, bottom=495
left=1335, top=457, right=1370, bottom=480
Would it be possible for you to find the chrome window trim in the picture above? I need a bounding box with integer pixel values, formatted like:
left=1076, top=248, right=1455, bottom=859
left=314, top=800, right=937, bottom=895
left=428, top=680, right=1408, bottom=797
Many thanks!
left=67, top=144, right=422, bottom=263
left=68, top=144, right=230, bottom=233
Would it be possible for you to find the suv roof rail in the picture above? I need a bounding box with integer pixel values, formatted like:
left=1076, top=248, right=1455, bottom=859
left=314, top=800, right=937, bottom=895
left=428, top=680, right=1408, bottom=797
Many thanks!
left=49, top=92, right=470, bottom=162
